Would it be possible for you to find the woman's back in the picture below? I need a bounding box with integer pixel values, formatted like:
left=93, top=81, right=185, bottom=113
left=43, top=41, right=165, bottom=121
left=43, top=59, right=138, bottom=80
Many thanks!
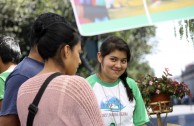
left=17, top=73, right=104, bottom=126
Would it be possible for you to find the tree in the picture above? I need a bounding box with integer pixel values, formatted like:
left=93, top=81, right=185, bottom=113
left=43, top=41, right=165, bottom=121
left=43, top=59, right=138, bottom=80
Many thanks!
left=0, top=0, right=157, bottom=79
left=0, top=0, right=74, bottom=57
left=177, top=19, right=194, bottom=43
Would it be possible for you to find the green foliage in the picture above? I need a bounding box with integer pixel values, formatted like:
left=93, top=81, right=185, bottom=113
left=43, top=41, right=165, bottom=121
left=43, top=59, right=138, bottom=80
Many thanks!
left=1, top=0, right=156, bottom=79
left=0, top=0, right=73, bottom=58
left=178, top=19, right=194, bottom=43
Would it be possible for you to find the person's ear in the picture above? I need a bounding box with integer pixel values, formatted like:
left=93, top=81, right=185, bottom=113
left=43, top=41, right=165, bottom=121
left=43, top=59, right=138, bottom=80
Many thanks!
left=97, top=52, right=102, bottom=63
left=62, top=45, right=71, bottom=58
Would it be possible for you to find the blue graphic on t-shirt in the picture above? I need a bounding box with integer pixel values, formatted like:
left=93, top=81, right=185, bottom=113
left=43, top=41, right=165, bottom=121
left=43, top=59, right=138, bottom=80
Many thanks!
left=100, top=96, right=125, bottom=112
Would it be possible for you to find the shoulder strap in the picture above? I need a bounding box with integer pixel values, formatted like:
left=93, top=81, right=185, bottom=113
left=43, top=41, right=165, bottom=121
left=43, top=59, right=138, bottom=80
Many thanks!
left=27, top=72, right=62, bottom=126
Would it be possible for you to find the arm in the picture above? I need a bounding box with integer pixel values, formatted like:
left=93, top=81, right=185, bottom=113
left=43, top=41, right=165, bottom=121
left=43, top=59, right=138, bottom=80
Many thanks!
left=0, top=115, right=20, bottom=126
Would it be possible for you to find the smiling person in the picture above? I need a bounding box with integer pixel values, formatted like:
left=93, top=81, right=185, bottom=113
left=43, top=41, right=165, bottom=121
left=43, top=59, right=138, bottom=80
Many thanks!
left=86, top=36, right=149, bottom=126
left=16, top=12, right=104, bottom=126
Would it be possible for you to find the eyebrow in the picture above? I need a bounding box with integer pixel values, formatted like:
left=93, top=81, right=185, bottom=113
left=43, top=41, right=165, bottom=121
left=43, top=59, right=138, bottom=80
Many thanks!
left=110, top=56, right=127, bottom=59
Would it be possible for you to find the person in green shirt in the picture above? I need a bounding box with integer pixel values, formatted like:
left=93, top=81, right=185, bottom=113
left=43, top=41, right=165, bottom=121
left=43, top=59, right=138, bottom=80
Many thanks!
left=0, top=35, right=21, bottom=109
left=87, top=36, right=149, bottom=126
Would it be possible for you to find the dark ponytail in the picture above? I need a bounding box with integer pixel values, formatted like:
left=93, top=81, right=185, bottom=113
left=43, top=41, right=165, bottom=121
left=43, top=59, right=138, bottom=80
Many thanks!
left=120, top=71, right=134, bottom=101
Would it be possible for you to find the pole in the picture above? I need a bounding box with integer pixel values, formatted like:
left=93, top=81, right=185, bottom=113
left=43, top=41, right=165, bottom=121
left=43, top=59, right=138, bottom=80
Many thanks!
left=157, top=113, right=163, bottom=126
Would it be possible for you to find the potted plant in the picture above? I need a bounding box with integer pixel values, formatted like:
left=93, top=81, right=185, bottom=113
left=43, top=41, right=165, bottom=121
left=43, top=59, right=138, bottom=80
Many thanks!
left=136, top=68, right=192, bottom=109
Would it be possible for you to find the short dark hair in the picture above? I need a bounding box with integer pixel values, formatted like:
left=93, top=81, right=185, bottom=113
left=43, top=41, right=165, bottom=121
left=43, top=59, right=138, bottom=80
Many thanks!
left=30, top=12, right=81, bottom=61
left=0, top=35, right=21, bottom=64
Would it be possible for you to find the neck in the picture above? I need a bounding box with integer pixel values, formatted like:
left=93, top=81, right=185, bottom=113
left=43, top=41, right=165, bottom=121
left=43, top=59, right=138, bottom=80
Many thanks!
left=28, top=48, right=44, bottom=63
left=97, top=72, right=117, bottom=83
left=0, top=63, right=16, bottom=73
left=39, top=58, right=65, bottom=75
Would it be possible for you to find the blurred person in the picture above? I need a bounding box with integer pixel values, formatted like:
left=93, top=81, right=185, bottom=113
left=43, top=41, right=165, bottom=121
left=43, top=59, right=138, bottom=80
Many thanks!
left=87, top=36, right=149, bottom=126
left=0, top=16, right=44, bottom=126
left=0, top=35, right=21, bottom=110
left=17, top=12, right=104, bottom=126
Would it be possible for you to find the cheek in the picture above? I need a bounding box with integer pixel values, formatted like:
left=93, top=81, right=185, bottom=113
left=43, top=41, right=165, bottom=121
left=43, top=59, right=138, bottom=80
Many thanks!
left=102, top=60, right=112, bottom=68
left=76, top=54, right=80, bottom=63
left=73, top=54, right=80, bottom=67
left=122, top=64, right=128, bottom=69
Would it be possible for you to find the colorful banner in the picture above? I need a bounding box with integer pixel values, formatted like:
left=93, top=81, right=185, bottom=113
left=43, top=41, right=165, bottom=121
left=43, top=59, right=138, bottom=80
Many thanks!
left=70, top=0, right=194, bottom=36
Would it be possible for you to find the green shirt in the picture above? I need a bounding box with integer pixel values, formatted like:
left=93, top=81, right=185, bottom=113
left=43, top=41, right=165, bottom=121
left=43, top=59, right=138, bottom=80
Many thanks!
left=0, top=69, right=14, bottom=100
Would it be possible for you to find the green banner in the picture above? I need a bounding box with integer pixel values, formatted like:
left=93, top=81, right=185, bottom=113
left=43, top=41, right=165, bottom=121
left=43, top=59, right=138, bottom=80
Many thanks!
left=70, top=0, right=194, bottom=36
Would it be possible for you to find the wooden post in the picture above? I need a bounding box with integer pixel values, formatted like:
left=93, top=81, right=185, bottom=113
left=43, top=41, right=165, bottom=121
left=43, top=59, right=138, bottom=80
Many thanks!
left=157, top=113, right=163, bottom=126
left=148, top=100, right=173, bottom=126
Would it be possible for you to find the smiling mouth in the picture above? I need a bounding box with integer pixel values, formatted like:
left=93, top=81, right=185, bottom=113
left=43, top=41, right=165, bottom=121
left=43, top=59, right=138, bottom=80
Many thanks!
left=112, top=68, right=121, bottom=71
left=113, top=70, right=121, bottom=74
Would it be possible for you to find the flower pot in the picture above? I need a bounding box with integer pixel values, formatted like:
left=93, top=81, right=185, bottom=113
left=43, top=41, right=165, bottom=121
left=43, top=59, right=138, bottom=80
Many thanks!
left=150, top=93, right=171, bottom=113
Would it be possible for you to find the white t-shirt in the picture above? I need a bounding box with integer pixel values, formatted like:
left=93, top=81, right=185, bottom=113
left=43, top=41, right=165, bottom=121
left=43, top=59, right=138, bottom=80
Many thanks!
left=87, top=74, right=149, bottom=126
left=94, top=80, right=135, bottom=126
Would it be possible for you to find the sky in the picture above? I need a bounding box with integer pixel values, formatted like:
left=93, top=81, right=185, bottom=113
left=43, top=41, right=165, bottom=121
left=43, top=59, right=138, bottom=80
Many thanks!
left=146, top=21, right=194, bottom=77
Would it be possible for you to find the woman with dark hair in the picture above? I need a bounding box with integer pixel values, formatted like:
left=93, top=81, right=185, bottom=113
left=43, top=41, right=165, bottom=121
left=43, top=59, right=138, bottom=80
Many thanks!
left=87, top=36, right=149, bottom=126
left=16, top=13, right=104, bottom=126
